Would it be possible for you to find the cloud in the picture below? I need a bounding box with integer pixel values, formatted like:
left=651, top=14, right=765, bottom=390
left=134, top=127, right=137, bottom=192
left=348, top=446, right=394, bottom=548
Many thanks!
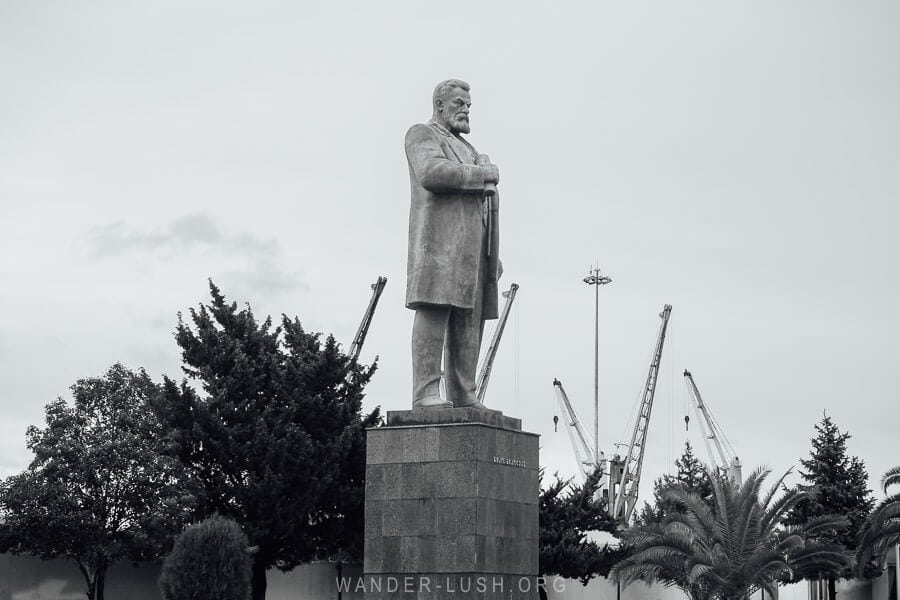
left=83, top=213, right=278, bottom=260
left=80, top=213, right=307, bottom=295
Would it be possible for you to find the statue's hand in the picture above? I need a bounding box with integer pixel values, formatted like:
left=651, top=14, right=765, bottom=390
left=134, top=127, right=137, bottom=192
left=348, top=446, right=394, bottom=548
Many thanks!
left=477, top=155, right=500, bottom=185
left=482, top=164, right=500, bottom=185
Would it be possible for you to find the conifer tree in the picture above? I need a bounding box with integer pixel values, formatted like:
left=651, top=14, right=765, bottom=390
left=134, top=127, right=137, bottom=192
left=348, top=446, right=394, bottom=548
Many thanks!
left=636, top=441, right=712, bottom=525
left=539, top=467, right=622, bottom=585
left=784, top=415, right=875, bottom=598
left=157, top=282, right=379, bottom=600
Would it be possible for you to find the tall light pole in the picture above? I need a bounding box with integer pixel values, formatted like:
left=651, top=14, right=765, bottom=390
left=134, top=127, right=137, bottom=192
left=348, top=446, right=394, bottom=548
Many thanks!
left=583, top=266, right=612, bottom=466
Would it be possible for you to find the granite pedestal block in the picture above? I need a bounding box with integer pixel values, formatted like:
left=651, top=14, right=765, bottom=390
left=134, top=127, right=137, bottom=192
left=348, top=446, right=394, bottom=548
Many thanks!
left=364, top=407, right=539, bottom=599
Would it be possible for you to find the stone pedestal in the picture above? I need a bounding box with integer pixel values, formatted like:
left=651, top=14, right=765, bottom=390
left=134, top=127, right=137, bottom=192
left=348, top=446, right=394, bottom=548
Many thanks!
left=363, top=407, right=540, bottom=599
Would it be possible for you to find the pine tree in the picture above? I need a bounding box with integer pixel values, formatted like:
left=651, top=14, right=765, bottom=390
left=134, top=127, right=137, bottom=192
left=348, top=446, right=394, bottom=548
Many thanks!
left=636, top=441, right=712, bottom=526
left=156, top=282, right=379, bottom=600
left=538, top=467, right=622, bottom=585
left=784, top=415, right=875, bottom=598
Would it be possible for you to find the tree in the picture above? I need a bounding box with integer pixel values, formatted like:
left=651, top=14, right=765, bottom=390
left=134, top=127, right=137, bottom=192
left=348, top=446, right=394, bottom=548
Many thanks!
left=784, top=415, right=875, bottom=596
left=611, top=467, right=850, bottom=600
left=539, top=467, right=622, bottom=585
left=156, top=282, right=379, bottom=600
left=160, top=515, right=252, bottom=600
left=636, top=441, right=713, bottom=526
left=0, top=364, right=194, bottom=600
left=857, top=466, right=900, bottom=576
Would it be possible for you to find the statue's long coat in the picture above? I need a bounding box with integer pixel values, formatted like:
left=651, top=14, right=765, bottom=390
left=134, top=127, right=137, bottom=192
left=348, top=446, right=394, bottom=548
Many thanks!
left=405, top=122, right=500, bottom=320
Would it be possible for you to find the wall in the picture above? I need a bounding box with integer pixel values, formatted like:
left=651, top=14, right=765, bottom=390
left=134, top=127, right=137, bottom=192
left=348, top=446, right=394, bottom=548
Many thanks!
left=0, top=554, right=160, bottom=600
left=1, top=553, right=892, bottom=600
left=543, top=575, right=684, bottom=600
left=0, top=555, right=361, bottom=600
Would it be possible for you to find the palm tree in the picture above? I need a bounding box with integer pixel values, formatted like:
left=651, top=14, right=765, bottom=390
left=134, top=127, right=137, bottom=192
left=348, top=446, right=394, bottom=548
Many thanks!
left=857, top=466, right=900, bottom=575
left=610, top=468, right=849, bottom=600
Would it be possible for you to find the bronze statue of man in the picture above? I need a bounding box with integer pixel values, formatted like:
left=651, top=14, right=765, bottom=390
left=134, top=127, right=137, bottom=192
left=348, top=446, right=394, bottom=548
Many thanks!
left=405, top=79, right=502, bottom=409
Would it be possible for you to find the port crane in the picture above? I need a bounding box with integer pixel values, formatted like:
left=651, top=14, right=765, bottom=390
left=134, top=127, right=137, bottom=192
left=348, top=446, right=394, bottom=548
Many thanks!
left=475, top=283, right=519, bottom=403
left=553, top=304, right=673, bottom=522
left=348, top=276, right=387, bottom=361
left=610, top=304, right=672, bottom=522
left=552, top=378, right=606, bottom=493
left=683, top=369, right=742, bottom=483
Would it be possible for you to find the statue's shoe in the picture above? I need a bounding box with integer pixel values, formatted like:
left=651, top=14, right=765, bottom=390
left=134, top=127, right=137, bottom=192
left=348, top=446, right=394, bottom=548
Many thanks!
left=456, top=400, right=488, bottom=410
left=412, top=395, right=453, bottom=409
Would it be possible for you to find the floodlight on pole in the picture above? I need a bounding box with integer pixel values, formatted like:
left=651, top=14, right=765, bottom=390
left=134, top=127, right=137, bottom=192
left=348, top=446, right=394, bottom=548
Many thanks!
left=583, top=266, right=612, bottom=467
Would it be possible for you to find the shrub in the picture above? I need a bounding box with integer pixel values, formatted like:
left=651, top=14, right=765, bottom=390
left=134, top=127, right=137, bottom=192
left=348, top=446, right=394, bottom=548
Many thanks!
left=160, top=515, right=252, bottom=600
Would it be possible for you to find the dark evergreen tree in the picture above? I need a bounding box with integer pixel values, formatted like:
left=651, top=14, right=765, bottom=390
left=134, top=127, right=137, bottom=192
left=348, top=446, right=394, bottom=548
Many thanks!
left=784, top=415, right=875, bottom=598
left=636, top=441, right=712, bottom=526
left=0, top=364, right=194, bottom=600
left=156, top=282, right=379, bottom=600
left=539, top=467, right=623, bottom=585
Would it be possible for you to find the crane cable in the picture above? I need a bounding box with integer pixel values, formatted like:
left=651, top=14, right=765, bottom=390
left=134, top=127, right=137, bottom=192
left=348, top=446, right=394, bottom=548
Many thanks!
left=663, top=318, right=677, bottom=469
left=619, top=323, right=658, bottom=454
left=668, top=320, right=675, bottom=469
left=514, top=296, right=520, bottom=416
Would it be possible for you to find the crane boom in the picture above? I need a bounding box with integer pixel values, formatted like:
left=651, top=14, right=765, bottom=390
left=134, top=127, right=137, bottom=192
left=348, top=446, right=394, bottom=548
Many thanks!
left=475, top=283, right=519, bottom=404
left=552, top=378, right=602, bottom=481
left=348, top=276, right=387, bottom=361
left=611, top=304, right=673, bottom=523
left=683, top=369, right=742, bottom=483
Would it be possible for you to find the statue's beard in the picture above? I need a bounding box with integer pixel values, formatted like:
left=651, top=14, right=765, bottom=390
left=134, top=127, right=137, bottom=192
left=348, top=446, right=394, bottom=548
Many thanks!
left=450, top=114, right=470, bottom=134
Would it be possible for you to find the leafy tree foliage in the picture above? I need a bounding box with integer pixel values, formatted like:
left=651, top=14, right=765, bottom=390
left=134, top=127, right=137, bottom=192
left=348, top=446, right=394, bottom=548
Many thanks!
left=857, top=466, right=900, bottom=576
left=0, top=364, right=193, bottom=600
left=539, top=467, right=622, bottom=585
left=157, top=282, right=379, bottom=600
left=612, top=467, right=850, bottom=600
left=160, top=515, right=251, bottom=600
left=636, top=441, right=712, bottom=526
left=784, top=415, right=875, bottom=594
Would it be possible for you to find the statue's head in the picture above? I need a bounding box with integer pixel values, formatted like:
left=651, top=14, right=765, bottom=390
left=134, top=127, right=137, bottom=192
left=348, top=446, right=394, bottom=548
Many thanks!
left=432, top=79, right=471, bottom=135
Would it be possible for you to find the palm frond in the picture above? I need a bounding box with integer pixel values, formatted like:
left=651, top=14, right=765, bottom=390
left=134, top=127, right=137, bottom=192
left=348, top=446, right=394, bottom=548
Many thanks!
left=617, top=465, right=836, bottom=600
left=760, top=486, right=808, bottom=535
left=665, top=486, right=718, bottom=539
left=798, top=513, right=850, bottom=537
left=869, top=494, right=900, bottom=524
left=610, top=560, right=665, bottom=585
left=740, top=554, right=793, bottom=586
left=758, top=467, right=789, bottom=511
left=685, top=563, right=713, bottom=584
left=881, top=466, right=900, bottom=493
left=776, top=533, right=805, bottom=552
left=856, top=466, right=900, bottom=576
left=857, top=520, right=900, bottom=573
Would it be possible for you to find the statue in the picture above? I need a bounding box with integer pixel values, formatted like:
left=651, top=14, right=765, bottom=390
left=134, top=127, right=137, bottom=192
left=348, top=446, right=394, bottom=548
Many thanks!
left=405, top=79, right=502, bottom=410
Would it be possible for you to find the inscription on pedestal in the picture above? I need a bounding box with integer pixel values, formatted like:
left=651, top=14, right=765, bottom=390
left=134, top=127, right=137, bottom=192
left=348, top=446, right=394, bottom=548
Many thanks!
left=491, top=456, right=527, bottom=468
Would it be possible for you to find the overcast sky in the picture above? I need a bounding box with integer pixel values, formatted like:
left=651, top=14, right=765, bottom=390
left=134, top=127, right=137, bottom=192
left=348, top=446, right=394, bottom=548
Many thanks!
left=2, top=1, right=898, bottom=502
